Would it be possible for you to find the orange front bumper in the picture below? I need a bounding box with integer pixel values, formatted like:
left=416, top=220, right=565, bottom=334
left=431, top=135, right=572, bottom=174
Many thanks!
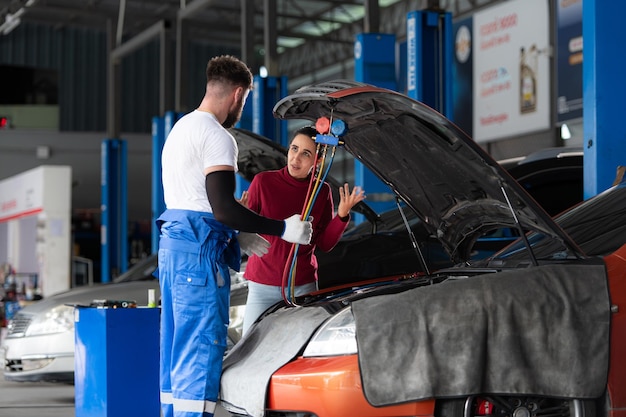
left=268, top=354, right=435, bottom=417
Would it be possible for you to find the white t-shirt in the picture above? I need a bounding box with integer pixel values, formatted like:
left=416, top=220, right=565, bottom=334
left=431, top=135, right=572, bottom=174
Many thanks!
left=161, top=110, right=238, bottom=212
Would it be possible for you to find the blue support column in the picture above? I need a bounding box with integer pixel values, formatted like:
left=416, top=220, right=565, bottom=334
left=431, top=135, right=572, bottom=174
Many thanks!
left=151, top=116, right=166, bottom=255
left=151, top=111, right=180, bottom=254
left=238, top=93, right=254, bottom=131
left=353, top=33, right=398, bottom=222
left=101, top=139, right=128, bottom=282
left=239, top=75, right=288, bottom=198
left=582, top=1, right=626, bottom=198
left=354, top=33, right=398, bottom=91
left=407, top=9, right=453, bottom=118
left=252, top=75, right=288, bottom=145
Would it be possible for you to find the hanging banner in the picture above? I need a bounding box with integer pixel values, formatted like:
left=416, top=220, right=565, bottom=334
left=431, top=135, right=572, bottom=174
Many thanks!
left=472, top=0, right=550, bottom=143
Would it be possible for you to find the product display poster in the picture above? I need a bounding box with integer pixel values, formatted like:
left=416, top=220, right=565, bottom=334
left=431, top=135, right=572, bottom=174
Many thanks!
left=472, top=0, right=550, bottom=143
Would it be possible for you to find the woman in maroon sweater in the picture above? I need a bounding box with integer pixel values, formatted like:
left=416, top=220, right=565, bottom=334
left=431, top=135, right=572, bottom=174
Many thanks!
left=242, top=126, right=365, bottom=335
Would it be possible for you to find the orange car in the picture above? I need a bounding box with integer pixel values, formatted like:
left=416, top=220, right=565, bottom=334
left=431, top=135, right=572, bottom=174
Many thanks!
left=260, top=241, right=626, bottom=417
left=220, top=80, right=626, bottom=417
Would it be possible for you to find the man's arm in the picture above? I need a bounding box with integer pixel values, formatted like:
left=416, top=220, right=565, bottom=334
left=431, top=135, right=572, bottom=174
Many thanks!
left=205, top=170, right=285, bottom=235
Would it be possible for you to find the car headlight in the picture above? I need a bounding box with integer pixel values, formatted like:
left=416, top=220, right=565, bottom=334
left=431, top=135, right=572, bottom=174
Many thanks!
left=302, top=307, right=357, bottom=357
left=25, top=304, right=75, bottom=336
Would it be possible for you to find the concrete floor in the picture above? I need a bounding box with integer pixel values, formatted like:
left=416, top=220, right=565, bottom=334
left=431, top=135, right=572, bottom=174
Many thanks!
left=0, top=373, right=74, bottom=417
left=0, top=371, right=233, bottom=417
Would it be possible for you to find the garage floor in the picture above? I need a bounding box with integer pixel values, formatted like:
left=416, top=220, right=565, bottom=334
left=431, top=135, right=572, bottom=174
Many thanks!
left=0, top=373, right=233, bottom=417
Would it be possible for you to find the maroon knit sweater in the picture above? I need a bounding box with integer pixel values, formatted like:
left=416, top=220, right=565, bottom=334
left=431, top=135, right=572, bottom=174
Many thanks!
left=243, top=167, right=349, bottom=286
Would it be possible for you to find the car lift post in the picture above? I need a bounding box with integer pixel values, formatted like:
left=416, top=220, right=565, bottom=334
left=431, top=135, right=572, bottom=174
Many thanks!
left=151, top=110, right=179, bottom=255
left=582, top=0, right=626, bottom=198
left=353, top=33, right=398, bottom=223
left=101, top=139, right=128, bottom=282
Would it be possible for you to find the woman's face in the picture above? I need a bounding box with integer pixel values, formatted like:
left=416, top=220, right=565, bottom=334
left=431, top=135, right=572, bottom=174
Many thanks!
left=287, top=133, right=317, bottom=180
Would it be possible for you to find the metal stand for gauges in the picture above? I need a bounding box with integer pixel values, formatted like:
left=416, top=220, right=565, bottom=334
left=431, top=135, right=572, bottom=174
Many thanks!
left=74, top=305, right=160, bottom=417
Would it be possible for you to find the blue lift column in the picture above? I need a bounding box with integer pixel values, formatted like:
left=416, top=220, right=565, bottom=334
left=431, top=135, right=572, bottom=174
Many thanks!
left=151, top=111, right=180, bottom=254
left=234, top=75, right=288, bottom=198
left=353, top=33, right=398, bottom=222
left=582, top=1, right=626, bottom=198
left=252, top=75, right=288, bottom=145
left=406, top=9, right=453, bottom=118
left=101, top=139, right=128, bottom=282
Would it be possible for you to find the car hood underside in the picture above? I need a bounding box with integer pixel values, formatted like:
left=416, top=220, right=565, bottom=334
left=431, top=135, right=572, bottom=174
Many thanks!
left=273, top=80, right=581, bottom=262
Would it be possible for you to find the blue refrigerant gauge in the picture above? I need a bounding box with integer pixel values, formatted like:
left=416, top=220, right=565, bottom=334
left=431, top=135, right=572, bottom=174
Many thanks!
left=330, top=119, right=347, bottom=136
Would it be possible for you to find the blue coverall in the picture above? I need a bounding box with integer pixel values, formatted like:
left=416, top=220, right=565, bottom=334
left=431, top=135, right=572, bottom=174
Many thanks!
left=156, top=209, right=240, bottom=417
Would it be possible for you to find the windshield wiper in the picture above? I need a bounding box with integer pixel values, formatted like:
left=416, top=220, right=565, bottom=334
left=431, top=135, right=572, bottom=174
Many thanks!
left=396, top=197, right=430, bottom=275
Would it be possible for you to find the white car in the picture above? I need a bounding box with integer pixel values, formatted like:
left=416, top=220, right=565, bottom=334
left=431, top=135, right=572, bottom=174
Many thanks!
left=1, top=255, right=160, bottom=382
left=1, top=254, right=248, bottom=383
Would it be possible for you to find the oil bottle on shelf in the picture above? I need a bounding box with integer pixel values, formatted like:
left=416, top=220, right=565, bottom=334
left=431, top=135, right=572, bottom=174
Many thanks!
left=520, top=45, right=537, bottom=114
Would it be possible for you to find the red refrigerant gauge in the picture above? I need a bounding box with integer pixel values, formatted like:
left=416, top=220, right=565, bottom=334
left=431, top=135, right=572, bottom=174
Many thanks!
left=315, top=117, right=331, bottom=134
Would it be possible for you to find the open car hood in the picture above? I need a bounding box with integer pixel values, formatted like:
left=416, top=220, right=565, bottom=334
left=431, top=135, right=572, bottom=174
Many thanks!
left=230, top=127, right=380, bottom=225
left=273, top=80, right=582, bottom=262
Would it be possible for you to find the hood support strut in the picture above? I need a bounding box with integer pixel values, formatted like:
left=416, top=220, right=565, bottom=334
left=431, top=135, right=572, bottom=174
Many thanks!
left=500, top=186, right=538, bottom=266
left=396, top=197, right=430, bottom=275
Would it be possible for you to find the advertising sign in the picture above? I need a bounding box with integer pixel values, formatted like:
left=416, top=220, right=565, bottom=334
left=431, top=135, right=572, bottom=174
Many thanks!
left=473, top=0, right=550, bottom=142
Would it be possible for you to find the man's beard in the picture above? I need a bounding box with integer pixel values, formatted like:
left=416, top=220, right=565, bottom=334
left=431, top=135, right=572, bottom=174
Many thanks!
left=222, top=96, right=244, bottom=129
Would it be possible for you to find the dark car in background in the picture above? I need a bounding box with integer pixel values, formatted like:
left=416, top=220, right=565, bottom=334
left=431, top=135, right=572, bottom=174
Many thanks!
left=501, top=147, right=583, bottom=216
left=316, top=146, right=585, bottom=288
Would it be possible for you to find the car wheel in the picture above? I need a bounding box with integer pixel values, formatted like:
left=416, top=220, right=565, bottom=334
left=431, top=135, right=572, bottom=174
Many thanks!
left=435, top=395, right=596, bottom=417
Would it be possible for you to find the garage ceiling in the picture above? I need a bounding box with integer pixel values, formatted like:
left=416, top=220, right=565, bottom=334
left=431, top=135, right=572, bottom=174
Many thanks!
left=0, top=1, right=498, bottom=51
left=0, top=0, right=397, bottom=47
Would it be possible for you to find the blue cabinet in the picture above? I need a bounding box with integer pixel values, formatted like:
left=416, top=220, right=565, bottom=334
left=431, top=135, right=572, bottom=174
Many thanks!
left=74, top=307, right=160, bottom=417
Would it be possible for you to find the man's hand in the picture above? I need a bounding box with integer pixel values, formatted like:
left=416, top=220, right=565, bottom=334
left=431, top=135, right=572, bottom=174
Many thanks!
left=238, top=232, right=270, bottom=257
left=281, top=214, right=313, bottom=245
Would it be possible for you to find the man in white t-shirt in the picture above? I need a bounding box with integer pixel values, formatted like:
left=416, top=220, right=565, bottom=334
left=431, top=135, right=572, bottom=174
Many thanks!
left=156, top=55, right=312, bottom=417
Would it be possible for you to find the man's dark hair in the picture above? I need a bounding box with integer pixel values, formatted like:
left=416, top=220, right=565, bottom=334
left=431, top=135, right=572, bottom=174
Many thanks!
left=206, top=55, right=253, bottom=89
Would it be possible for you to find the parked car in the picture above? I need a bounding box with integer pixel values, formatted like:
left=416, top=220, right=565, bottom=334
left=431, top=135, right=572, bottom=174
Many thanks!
left=500, top=146, right=583, bottom=216
left=0, top=253, right=248, bottom=383
left=316, top=146, right=585, bottom=289
left=218, top=80, right=626, bottom=417
left=1, top=255, right=159, bottom=383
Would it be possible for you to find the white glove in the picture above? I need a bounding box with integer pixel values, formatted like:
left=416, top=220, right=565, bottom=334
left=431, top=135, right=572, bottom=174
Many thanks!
left=238, top=232, right=270, bottom=257
left=281, top=214, right=313, bottom=245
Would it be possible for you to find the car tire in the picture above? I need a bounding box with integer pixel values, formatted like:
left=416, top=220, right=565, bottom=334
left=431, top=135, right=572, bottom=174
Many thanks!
left=435, top=395, right=596, bottom=417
